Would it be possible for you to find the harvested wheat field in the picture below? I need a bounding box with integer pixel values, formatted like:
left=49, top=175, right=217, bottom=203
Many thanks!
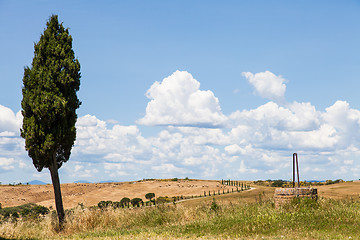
left=315, top=181, right=360, bottom=199
left=0, top=179, right=246, bottom=209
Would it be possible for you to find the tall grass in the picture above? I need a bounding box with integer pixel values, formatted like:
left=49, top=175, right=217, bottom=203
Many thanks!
left=1, top=197, right=360, bottom=239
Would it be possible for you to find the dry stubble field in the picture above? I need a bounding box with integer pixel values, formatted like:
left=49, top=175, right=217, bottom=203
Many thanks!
left=1, top=180, right=360, bottom=210
left=0, top=179, right=254, bottom=209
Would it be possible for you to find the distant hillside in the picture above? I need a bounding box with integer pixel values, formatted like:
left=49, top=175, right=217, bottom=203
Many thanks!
left=74, top=180, right=92, bottom=183
left=98, top=180, right=118, bottom=183
left=26, top=180, right=48, bottom=185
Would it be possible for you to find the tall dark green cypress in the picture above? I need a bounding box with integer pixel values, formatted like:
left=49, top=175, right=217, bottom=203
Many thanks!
left=21, top=15, right=81, bottom=226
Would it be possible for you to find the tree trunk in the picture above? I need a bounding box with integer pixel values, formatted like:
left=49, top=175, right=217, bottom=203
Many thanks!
left=49, top=152, right=65, bottom=226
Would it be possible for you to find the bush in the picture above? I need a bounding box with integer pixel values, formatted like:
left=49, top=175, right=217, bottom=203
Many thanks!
left=33, top=205, right=50, bottom=215
left=145, top=193, right=155, bottom=201
left=271, top=179, right=287, bottom=187
left=131, top=198, right=143, bottom=207
left=112, top=201, right=122, bottom=209
left=98, top=201, right=113, bottom=209
left=156, top=196, right=171, bottom=204
left=326, top=179, right=343, bottom=185
left=11, top=212, right=19, bottom=221
left=210, top=198, right=219, bottom=212
left=0, top=203, right=49, bottom=220
left=120, top=197, right=130, bottom=208
left=20, top=208, right=31, bottom=216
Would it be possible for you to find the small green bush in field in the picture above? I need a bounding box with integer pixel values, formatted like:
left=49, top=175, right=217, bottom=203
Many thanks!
left=98, top=201, right=113, bottom=209
left=145, top=193, right=155, bottom=202
left=156, top=196, right=171, bottom=204
left=112, top=201, right=122, bottom=209
left=120, top=197, right=130, bottom=208
left=210, top=198, right=219, bottom=212
left=131, top=198, right=143, bottom=207
left=271, top=179, right=287, bottom=187
left=0, top=203, right=49, bottom=221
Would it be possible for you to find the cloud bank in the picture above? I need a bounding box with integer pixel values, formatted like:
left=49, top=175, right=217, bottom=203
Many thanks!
left=1, top=70, right=360, bottom=183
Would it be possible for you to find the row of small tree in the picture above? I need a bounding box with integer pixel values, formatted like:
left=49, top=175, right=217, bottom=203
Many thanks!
left=96, top=182, right=254, bottom=210
left=98, top=193, right=156, bottom=209
left=202, top=186, right=248, bottom=197
left=98, top=197, right=143, bottom=209
left=221, top=179, right=250, bottom=189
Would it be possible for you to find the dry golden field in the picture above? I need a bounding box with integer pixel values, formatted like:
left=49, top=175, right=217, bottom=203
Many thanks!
left=315, top=181, right=360, bottom=199
left=0, top=179, right=251, bottom=209
left=1, top=180, right=359, bottom=210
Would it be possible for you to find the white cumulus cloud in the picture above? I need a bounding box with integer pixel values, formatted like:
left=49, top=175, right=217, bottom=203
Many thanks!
left=0, top=105, right=22, bottom=134
left=242, top=71, right=286, bottom=102
left=137, top=70, right=227, bottom=128
left=0, top=157, right=15, bottom=170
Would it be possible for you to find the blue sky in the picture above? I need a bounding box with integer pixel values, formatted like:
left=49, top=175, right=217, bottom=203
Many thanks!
left=0, top=0, right=360, bottom=184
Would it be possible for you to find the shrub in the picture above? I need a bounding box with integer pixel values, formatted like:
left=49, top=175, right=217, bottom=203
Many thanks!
left=112, top=201, right=122, bottom=209
left=0, top=203, right=49, bottom=221
left=210, top=198, right=219, bottom=212
left=145, top=193, right=155, bottom=202
left=131, top=198, right=143, bottom=207
left=20, top=208, right=31, bottom=216
left=11, top=212, right=19, bottom=221
left=271, top=180, right=287, bottom=187
left=120, top=197, right=130, bottom=208
left=325, top=179, right=343, bottom=185
left=156, top=196, right=171, bottom=204
left=33, top=205, right=50, bottom=215
left=98, top=201, right=113, bottom=209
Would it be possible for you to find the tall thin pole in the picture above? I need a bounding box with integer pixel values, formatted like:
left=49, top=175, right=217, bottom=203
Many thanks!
left=296, top=153, right=300, bottom=188
left=293, top=153, right=300, bottom=188
left=293, top=153, right=296, bottom=188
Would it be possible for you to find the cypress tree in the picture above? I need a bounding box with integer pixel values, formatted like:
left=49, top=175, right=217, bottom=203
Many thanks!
left=21, top=15, right=81, bottom=226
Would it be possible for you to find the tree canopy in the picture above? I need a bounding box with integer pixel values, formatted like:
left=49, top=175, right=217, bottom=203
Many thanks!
left=145, top=192, right=155, bottom=201
left=21, top=14, right=81, bottom=172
